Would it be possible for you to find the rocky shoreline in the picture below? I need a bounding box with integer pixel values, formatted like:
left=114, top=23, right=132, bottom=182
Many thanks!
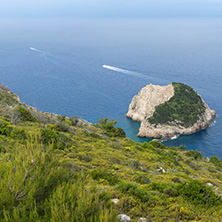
left=127, top=83, right=216, bottom=140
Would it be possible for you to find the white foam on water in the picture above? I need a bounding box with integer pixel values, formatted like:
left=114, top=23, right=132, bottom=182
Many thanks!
left=103, top=65, right=167, bottom=84
left=209, top=120, right=216, bottom=127
left=30, top=47, right=47, bottom=54
left=30, top=47, right=59, bottom=65
left=171, top=135, right=180, bottom=140
left=103, top=65, right=148, bottom=79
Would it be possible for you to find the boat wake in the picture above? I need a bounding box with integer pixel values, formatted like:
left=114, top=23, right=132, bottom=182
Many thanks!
left=103, top=65, right=149, bottom=79
left=30, top=47, right=47, bottom=54
left=103, top=64, right=167, bottom=84
left=30, top=47, right=58, bottom=64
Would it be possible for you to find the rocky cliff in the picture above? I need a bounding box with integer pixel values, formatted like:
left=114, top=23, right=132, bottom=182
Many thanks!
left=126, top=83, right=216, bottom=140
left=0, top=82, right=90, bottom=127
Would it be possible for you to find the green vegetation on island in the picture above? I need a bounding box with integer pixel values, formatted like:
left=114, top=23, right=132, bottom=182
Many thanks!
left=148, top=83, right=206, bottom=127
left=0, top=86, right=222, bottom=221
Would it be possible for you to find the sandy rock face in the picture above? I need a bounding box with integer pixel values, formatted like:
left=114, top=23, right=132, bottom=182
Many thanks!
left=0, top=82, right=10, bottom=92
left=126, top=84, right=174, bottom=122
left=126, top=84, right=216, bottom=140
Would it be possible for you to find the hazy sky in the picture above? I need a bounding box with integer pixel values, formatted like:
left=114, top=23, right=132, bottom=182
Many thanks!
left=0, top=0, right=222, bottom=18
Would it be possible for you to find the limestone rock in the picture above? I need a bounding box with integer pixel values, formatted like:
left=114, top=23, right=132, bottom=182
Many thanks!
left=111, top=198, right=119, bottom=204
left=126, top=83, right=216, bottom=140
left=137, top=218, right=147, bottom=222
left=117, top=214, right=131, bottom=222
left=0, top=82, right=10, bottom=92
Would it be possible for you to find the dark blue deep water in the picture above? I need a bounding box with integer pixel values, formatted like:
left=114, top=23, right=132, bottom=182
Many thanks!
left=0, top=18, right=221, bottom=158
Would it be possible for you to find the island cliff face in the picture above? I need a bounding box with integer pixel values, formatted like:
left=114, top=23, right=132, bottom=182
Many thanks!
left=126, top=83, right=216, bottom=140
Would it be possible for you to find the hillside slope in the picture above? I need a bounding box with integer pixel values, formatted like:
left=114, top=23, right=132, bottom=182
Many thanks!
left=0, top=84, right=222, bottom=221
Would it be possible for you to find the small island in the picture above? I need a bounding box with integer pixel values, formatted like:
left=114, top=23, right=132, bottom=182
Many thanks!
left=127, top=82, right=216, bottom=140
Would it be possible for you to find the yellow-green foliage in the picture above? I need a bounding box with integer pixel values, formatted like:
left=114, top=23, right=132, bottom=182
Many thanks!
left=0, top=104, right=222, bottom=222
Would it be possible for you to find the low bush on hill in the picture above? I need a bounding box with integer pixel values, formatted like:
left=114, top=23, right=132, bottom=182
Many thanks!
left=177, top=180, right=221, bottom=206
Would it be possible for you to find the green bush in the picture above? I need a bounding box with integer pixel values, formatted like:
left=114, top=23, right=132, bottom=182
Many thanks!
left=69, top=117, right=79, bottom=126
left=96, top=117, right=126, bottom=138
left=177, top=180, right=221, bottom=206
left=15, top=107, right=36, bottom=122
left=0, top=121, right=12, bottom=136
left=0, top=141, right=72, bottom=220
left=10, top=128, right=27, bottom=141
left=91, top=170, right=120, bottom=185
left=210, top=156, right=222, bottom=168
left=149, top=182, right=169, bottom=192
left=118, top=196, right=137, bottom=212
left=42, top=179, right=116, bottom=222
left=114, top=127, right=126, bottom=137
left=41, top=128, right=59, bottom=146
left=118, top=182, right=149, bottom=202
left=172, top=177, right=182, bottom=183
left=163, top=187, right=179, bottom=197
left=148, top=83, right=205, bottom=127
left=135, top=174, right=151, bottom=184
left=184, top=169, right=191, bottom=175
left=55, top=122, right=70, bottom=132
left=149, top=141, right=165, bottom=149
left=0, top=138, right=117, bottom=222
left=185, top=150, right=202, bottom=160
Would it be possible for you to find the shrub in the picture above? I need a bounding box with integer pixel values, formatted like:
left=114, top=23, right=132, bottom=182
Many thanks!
left=177, top=180, right=221, bottom=206
left=0, top=121, right=12, bottom=136
left=149, top=182, right=169, bottom=192
left=96, top=117, right=126, bottom=138
left=118, top=182, right=149, bottom=202
left=172, top=177, right=182, bottom=183
left=114, top=127, right=126, bottom=137
left=163, top=187, right=179, bottom=197
left=69, top=117, right=79, bottom=126
left=148, top=83, right=205, bottom=127
left=55, top=122, right=70, bottom=132
left=149, top=141, right=165, bottom=149
left=118, top=196, right=137, bottom=212
left=0, top=141, right=72, bottom=220
left=185, top=150, right=202, bottom=160
left=41, top=128, right=59, bottom=146
left=210, top=156, right=222, bottom=168
left=179, top=145, right=186, bottom=151
left=15, top=107, right=36, bottom=122
left=135, top=174, right=151, bottom=184
left=11, top=128, right=27, bottom=141
left=184, top=169, right=191, bottom=175
left=42, top=179, right=117, bottom=222
left=91, top=170, right=120, bottom=185
left=57, top=115, right=66, bottom=121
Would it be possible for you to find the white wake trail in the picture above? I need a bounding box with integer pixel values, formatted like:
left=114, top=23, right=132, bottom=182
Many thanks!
left=30, top=47, right=47, bottom=54
left=30, top=47, right=58, bottom=64
left=103, top=65, right=149, bottom=80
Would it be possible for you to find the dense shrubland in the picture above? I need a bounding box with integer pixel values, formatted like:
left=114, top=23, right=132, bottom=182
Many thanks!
left=148, top=82, right=205, bottom=127
left=0, top=91, right=222, bottom=221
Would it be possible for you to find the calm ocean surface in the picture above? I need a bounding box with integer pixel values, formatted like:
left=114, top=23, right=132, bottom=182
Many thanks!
left=0, top=18, right=221, bottom=158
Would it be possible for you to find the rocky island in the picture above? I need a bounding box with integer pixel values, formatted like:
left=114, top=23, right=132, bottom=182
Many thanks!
left=126, top=82, right=216, bottom=140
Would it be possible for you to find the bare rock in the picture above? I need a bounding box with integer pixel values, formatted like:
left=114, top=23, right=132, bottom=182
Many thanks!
left=117, top=214, right=131, bottom=222
left=0, top=82, right=10, bottom=92
left=111, top=198, right=119, bottom=204
left=137, top=218, right=147, bottom=222
left=126, top=83, right=216, bottom=140
left=126, top=84, right=174, bottom=122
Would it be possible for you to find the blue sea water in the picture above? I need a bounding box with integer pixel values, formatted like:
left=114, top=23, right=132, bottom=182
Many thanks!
left=0, top=18, right=221, bottom=158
